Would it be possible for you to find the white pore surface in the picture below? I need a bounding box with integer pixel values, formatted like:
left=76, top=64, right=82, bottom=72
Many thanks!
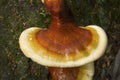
left=19, top=25, right=108, bottom=67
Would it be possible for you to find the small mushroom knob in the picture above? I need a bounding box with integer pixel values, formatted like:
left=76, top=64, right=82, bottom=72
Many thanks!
left=45, top=0, right=64, bottom=15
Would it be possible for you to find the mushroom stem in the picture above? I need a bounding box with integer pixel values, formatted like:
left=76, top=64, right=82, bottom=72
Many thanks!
left=44, top=0, right=76, bottom=30
left=48, top=67, right=79, bottom=80
left=48, top=62, right=94, bottom=80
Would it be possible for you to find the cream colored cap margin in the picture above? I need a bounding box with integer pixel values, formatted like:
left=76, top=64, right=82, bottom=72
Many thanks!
left=19, top=25, right=107, bottom=67
left=77, top=62, right=94, bottom=80
left=41, top=0, right=44, bottom=3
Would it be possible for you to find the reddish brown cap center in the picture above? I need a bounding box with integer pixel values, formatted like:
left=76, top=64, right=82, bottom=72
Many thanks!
left=36, top=0, right=92, bottom=55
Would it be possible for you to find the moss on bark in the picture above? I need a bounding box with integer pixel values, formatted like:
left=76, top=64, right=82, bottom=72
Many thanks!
left=0, top=0, right=120, bottom=80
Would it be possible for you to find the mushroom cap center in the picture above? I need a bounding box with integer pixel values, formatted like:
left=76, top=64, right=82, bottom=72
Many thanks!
left=36, top=26, right=92, bottom=55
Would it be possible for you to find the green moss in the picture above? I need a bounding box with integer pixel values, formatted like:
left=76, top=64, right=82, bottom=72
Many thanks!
left=0, top=0, right=120, bottom=80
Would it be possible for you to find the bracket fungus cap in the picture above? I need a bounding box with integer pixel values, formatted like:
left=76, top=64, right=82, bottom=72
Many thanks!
left=19, top=0, right=107, bottom=68
left=19, top=1, right=108, bottom=80
left=19, top=25, right=107, bottom=67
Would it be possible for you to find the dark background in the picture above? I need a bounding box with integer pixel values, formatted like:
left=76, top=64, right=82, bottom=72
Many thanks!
left=0, top=0, right=120, bottom=80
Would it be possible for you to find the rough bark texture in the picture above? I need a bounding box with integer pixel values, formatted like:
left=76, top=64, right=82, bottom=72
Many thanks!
left=0, top=0, right=120, bottom=80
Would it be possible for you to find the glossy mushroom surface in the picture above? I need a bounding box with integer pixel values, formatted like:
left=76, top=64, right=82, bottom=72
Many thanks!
left=19, top=0, right=107, bottom=80
left=19, top=25, right=107, bottom=67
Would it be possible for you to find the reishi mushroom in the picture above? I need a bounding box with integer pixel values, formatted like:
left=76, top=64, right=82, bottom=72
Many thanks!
left=19, top=0, right=107, bottom=80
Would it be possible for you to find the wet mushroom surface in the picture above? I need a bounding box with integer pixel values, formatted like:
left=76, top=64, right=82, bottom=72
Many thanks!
left=19, top=0, right=107, bottom=80
left=0, top=0, right=120, bottom=80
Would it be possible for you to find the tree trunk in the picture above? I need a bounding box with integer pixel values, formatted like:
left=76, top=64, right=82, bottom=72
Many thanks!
left=0, top=0, right=119, bottom=80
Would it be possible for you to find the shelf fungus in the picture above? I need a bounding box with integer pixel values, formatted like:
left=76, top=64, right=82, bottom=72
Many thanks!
left=19, top=0, right=107, bottom=80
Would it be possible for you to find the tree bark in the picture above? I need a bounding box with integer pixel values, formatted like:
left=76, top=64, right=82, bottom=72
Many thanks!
left=0, top=0, right=120, bottom=80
